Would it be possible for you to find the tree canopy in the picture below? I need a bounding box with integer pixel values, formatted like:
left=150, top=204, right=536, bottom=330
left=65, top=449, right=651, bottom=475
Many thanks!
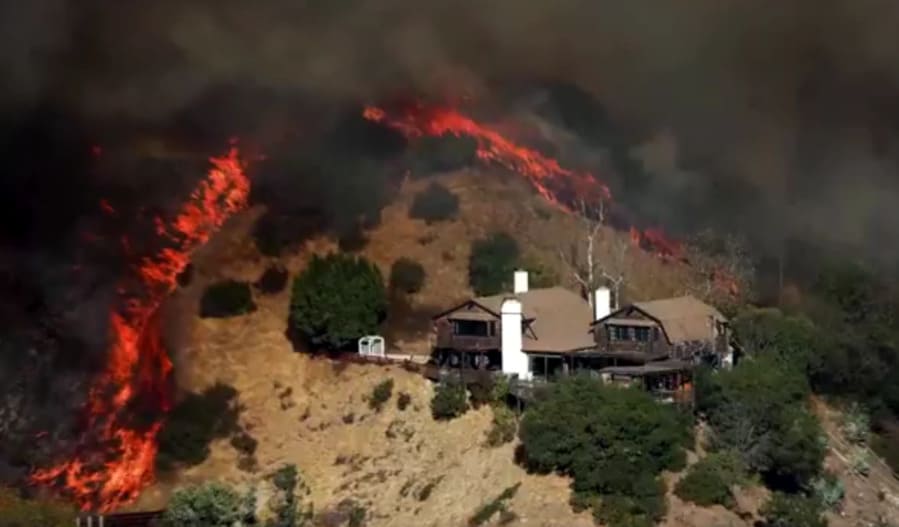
left=289, top=253, right=387, bottom=350
left=468, top=232, right=520, bottom=296
left=519, top=377, right=691, bottom=527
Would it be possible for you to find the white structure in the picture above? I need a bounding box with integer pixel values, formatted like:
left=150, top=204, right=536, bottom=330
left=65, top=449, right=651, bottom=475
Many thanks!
left=594, top=286, right=611, bottom=321
left=513, top=269, right=529, bottom=294
left=358, top=335, right=386, bottom=358
left=500, top=297, right=531, bottom=380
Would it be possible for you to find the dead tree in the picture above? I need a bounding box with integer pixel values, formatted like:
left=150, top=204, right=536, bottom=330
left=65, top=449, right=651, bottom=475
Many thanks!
left=558, top=199, right=630, bottom=308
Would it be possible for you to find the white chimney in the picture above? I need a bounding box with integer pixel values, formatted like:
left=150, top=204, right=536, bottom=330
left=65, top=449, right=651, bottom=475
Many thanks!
left=513, top=269, right=529, bottom=294
left=501, top=297, right=530, bottom=380
left=594, top=286, right=611, bottom=321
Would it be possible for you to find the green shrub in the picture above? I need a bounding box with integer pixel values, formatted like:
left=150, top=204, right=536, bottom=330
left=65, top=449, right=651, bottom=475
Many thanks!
left=468, top=371, right=496, bottom=408
left=0, top=488, right=76, bottom=527
left=389, top=258, right=426, bottom=294
left=486, top=405, right=518, bottom=447
left=409, top=183, right=459, bottom=223
left=397, top=392, right=412, bottom=411
left=674, top=451, right=745, bottom=508
left=269, top=464, right=313, bottom=527
left=468, top=233, right=520, bottom=296
left=230, top=430, right=258, bottom=456
left=200, top=280, right=256, bottom=318
left=431, top=380, right=469, bottom=420
left=157, top=383, right=240, bottom=470
left=289, top=253, right=387, bottom=350
left=760, top=492, right=826, bottom=527
left=162, top=482, right=246, bottom=527
left=811, top=470, right=844, bottom=510
left=369, top=379, right=394, bottom=411
left=519, top=377, right=689, bottom=526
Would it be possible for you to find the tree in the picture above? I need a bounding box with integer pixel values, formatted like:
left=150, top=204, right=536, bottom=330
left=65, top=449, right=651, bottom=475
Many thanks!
left=162, top=482, right=246, bottom=527
left=269, top=464, right=313, bottom=527
left=431, top=379, right=469, bottom=420
left=684, top=228, right=754, bottom=306
left=468, top=232, right=520, bottom=296
left=519, top=377, right=690, bottom=526
left=731, top=307, right=820, bottom=373
left=699, top=357, right=825, bottom=491
left=289, top=253, right=387, bottom=350
left=674, top=450, right=746, bottom=508
left=558, top=199, right=629, bottom=308
left=409, top=182, right=460, bottom=223
left=389, top=258, right=426, bottom=294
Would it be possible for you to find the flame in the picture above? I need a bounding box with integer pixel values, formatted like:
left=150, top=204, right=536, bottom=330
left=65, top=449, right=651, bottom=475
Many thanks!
left=31, top=147, right=250, bottom=512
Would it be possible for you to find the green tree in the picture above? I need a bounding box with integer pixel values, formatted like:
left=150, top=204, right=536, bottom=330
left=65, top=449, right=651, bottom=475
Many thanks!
left=389, top=258, right=426, bottom=294
left=162, top=482, right=246, bottom=527
left=431, top=379, right=469, bottom=420
left=731, top=307, right=819, bottom=373
left=289, top=253, right=387, bottom=350
left=760, top=492, right=826, bottom=527
left=409, top=182, right=460, bottom=223
left=368, top=378, right=394, bottom=411
left=700, top=357, right=825, bottom=490
left=519, top=377, right=690, bottom=526
left=468, top=233, right=520, bottom=296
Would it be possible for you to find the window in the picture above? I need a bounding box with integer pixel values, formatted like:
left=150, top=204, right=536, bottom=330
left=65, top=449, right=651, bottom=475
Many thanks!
left=609, top=325, right=630, bottom=341
left=635, top=327, right=650, bottom=342
left=452, top=319, right=489, bottom=336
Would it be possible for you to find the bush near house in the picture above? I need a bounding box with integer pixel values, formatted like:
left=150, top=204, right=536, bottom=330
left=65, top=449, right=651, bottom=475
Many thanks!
left=389, top=258, right=426, bottom=294
left=289, top=253, right=387, bottom=351
left=162, top=482, right=247, bottom=527
left=469, top=232, right=521, bottom=296
left=431, top=380, right=469, bottom=420
left=519, top=377, right=690, bottom=527
left=369, top=379, right=394, bottom=411
left=200, top=280, right=256, bottom=318
left=409, top=183, right=460, bottom=224
left=674, top=450, right=746, bottom=508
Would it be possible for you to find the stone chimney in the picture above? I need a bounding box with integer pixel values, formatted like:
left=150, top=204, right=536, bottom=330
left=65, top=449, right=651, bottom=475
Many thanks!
left=594, top=286, right=611, bottom=321
left=513, top=269, right=529, bottom=294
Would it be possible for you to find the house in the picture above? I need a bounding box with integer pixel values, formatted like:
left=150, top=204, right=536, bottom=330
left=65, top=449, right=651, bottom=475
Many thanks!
left=431, top=269, right=733, bottom=401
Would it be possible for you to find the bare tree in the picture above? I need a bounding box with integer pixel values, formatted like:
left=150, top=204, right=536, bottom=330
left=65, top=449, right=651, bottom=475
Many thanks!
left=685, top=228, right=754, bottom=304
left=558, top=199, right=630, bottom=308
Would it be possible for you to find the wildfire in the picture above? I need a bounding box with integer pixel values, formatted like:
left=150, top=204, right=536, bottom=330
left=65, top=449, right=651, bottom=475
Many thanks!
left=31, top=147, right=250, bottom=512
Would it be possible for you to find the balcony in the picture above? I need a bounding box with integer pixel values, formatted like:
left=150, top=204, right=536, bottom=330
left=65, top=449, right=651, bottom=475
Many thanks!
left=434, top=329, right=500, bottom=351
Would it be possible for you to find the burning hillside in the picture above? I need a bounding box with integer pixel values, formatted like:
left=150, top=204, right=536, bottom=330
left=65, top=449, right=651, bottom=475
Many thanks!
left=29, top=147, right=250, bottom=511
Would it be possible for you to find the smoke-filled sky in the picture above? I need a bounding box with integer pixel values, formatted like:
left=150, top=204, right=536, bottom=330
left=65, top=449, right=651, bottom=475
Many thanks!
left=4, top=0, right=899, bottom=261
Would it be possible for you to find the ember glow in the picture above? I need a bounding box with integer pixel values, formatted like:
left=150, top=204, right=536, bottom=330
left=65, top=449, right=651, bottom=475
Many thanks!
left=31, top=147, right=250, bottom=512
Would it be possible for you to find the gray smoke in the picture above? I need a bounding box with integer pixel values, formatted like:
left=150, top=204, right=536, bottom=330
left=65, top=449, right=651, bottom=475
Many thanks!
left=4, top=0, right=899, bottom=260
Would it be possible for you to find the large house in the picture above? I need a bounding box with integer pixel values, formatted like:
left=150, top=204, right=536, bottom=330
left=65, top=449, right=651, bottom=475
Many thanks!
left=431, top=270, right=733, bottom=401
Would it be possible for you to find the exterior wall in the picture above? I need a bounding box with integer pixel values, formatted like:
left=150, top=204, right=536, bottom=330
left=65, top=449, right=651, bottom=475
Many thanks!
left=593, top=307, right=671, bottom=359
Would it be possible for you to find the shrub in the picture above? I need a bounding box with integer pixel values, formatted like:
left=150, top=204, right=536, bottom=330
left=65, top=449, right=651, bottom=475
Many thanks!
left=157, top=383, right=240, bottom=470
left=254, top=264, right=289, bottom=295
left=409, top=182, right=459, bottom=223
left=519, top=377, right=689, bottom=526
left=811, top=471, right=845, bottom=510
left=389, top=258, right=426, bottom=294
left=468, top=371, right=496, bottom=408
left=486, top=405, right=518, bottom=447
left=289, top=253, right=387, bottom=350
left=760, top=492, right=826, bottom=527
left=468, top=232, right=520, bottom=296
left=0, top=488, right=76, bottom=527
left=397, top=392, right=412, bottom=411
left=842, top=402, right=871, bottom=444
left=269, top=464, right=313, bottom=527
left=431, top=380, right=469, bottom=420
left=674, top=451, right=745, bottom=508
left=369, top=379, right=394, bottom=411
left=200, top=280, right=256, bottom=318
left=162, top=482, right=246, bottom=527
left=230, top=430, right=258, bottom=456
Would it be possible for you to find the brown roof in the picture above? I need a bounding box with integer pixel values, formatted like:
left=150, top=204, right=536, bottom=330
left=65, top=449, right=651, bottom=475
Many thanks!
left=631, top=295, right=725, bottom=344
left=474, top=287, right=594, bottom=353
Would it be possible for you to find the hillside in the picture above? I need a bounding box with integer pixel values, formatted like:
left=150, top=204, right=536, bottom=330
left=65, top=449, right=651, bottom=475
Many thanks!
left=130, top=168, right=899, bottom=527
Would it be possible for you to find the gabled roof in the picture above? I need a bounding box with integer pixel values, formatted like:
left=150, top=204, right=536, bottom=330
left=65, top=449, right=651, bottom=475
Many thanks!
left=594, top=295, right=726, bottom=344
left=438, top=287, right=595, bottom=353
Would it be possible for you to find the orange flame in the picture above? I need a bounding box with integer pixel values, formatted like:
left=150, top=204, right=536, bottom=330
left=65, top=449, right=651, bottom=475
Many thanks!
left=31, top=147, right=250, bottom=511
